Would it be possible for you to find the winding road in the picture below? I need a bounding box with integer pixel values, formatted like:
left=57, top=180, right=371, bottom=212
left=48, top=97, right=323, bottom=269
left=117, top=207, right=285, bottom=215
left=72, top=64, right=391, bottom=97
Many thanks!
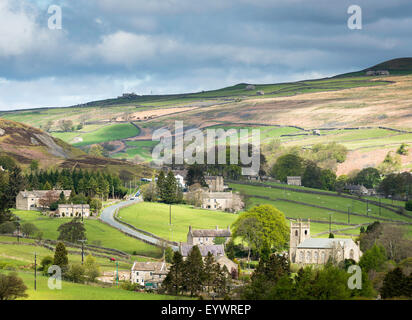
left=99, top=197, right=178, bottom=249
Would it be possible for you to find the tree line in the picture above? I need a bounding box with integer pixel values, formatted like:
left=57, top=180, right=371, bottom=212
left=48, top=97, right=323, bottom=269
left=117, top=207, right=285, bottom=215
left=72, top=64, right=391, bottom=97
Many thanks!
left=162, top=246, right=232, bottom=298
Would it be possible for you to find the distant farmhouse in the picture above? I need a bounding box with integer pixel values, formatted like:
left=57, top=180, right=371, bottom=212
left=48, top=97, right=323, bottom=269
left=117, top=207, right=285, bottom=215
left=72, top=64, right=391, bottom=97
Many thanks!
left=201, top=176, right=243, bottom=212
left=55, top=204, right=90, bottom=218
left=16, top=190, right=71, bottom=211
left=245, top=84, right=256, bottom=90
left=289, top=219, right=362, bottom=265
left=187, top=225, right=231, bottom=245
left=365, top=70, right=390, bottom=76
left=287, top=176, right=302, bottom=186
left=130, top=261, right=169, bottom=289
left=344, top=184, right=369, bottom=196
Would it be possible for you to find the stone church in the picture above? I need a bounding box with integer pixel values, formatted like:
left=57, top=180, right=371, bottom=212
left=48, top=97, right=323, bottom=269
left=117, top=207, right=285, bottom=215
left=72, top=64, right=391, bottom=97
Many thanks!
left=289, top=219, right=362, bottom=265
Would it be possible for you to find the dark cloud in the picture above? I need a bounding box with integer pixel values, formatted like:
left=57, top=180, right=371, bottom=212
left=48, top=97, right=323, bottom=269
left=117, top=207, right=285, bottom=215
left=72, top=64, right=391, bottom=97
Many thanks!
left=0, top=0, right=411, bottom=109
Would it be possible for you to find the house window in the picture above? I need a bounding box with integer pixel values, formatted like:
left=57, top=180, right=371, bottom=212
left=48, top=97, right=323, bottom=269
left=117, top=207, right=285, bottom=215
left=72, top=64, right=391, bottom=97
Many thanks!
left=304, top=230, right=308, bottom=235
left=136, top=272, right=139, bottom=275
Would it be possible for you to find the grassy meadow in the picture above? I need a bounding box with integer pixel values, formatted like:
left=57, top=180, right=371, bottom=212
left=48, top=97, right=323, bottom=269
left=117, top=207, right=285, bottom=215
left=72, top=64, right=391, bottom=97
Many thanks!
left=118, top=202, right=237, bottom=242
left=12, top=210, right=162, bottom=258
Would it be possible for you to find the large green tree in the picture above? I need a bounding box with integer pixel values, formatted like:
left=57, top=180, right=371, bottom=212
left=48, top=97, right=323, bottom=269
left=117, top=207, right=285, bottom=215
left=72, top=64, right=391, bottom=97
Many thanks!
left=183, top=245, right=204, bottom=297
left=0, top=272, right=28, bottom=300
left=54, top=242, right=69, bottom=274
left=270, top=154, right=304, bottom=182
left=232, top=204, right=289, bottom=255
left=57, top=218, right=86, bottom=243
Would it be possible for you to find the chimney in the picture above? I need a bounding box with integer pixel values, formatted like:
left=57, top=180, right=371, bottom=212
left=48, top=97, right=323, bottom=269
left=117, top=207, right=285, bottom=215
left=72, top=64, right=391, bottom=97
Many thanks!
left=189, top=225, right=192, bottom=233
left=216, top=225, right=218, bottom=230
left=227, top=225, right=230, bottom=231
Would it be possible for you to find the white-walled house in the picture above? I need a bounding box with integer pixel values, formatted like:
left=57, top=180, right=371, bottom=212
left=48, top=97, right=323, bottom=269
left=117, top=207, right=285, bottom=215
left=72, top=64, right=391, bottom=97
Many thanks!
left=55, top=204, right=90, bottom=218
left=130, top=262, right=169, bottom=288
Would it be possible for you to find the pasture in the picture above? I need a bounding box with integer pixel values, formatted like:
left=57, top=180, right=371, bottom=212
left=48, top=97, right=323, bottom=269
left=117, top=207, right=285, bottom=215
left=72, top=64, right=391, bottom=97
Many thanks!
left=11, top=210, right=162, bottom=258
left=118, top=202, right=238, bottom=242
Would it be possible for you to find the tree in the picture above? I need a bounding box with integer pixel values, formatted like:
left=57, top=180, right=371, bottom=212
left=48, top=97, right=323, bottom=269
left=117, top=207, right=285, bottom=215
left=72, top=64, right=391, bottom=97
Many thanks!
left=89, top=198, right=102, bottom=214
left=377, top=152, right=401, bottom=175
left=6, top=166, right=25, bottom=209
left=162, top=171, right=178, bottom=204
left=302, top=161, right=322, bottom=189
left=88, top=145, right=104, bottom=157
left=40, top=256, right=54, bottom=275
left=84, top=254, right=101, bottom=282
left=354, top=167, right=381, bottom=189
left=163, top=251, right=185, bottom=295
left=165, top=247, right=174, bottom=263
left=29, top=160, right=39, bottom=173
left=270, top=154, right=304, bottom=182
left=156, top=171, right=166, bottom=200
left=186, top=165, right=206, bottom=187
left=0, top=272, right=28, bottom=300
left=54, top=242, right=69, bottom=274
left=0, top=221, right=16, bottom=234
left=142, top=181, right=158, bottom=202
left=232, top=216, right=263, bottom=266
left=380, top=267, right=411, bottom=299
left=57, top=218, right=86, bottom=243
left=242, top=253, right=290, bottom=300
left=58, top=120, right=73, bottom=132
left=21, top=222, right=39, bottom=237
left=397, top=143, right=409, bottom=156
left=359, top=244, right=387, bottom=273
left=66, top=264, right=86, bottom=283
left=232, top=205, right=289, bottom=255
left=183, top=245, right=204, bottom=296
left=320, top=169, right=336, bottom=191
left=203, top=252, right=217, bottom=293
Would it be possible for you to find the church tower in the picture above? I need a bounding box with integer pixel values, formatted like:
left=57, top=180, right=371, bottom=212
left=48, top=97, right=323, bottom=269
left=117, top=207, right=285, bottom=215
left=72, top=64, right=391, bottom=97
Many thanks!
left=289, top=219, right=311, bottom=262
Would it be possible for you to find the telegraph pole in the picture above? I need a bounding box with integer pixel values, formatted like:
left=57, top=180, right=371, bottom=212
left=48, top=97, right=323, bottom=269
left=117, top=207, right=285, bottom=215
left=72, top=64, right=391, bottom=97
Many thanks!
left=366, top=199, right=369, bottom=216
left=17, top=224, right=20, bottom=243
left=78, top=239, right=87, bottom=264
left=347, top=206, right=350, bottom=224
left=169, top=204, right=171, bottom=225
left=34, top=252, right=37, bottom=291
left=116, top=261, right=119, bottom=286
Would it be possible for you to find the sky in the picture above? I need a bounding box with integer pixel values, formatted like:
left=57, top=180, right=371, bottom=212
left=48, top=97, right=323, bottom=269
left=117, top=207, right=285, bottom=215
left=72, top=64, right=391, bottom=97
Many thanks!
left=0, top=0, right=411, bottom=110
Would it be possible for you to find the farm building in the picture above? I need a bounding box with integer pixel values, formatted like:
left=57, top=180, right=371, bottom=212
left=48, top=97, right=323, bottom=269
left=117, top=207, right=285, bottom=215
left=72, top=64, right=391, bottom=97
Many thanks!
left=55, top=204, right=90, bottom=218
left=344, top=184, right=369, bottom=196
left=16, top=190, right=71, bottom=211
left=130, top=261, right=169, bottom=288
left=201, top=191, right=243, bottom=212
left=187, top=225, right=231, bottom=245
left=289, top=219, right=362, bottom=265
left=287, top=176, right=302, bottom=186
left=245, top=84, right=255, bottom=90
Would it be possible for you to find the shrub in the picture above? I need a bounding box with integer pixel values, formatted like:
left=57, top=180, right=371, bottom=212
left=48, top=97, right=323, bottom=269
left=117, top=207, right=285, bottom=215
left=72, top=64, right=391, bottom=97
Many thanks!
left=0, top=221, right=16, bottom=234
left=405, top=200, right=412, bottom=211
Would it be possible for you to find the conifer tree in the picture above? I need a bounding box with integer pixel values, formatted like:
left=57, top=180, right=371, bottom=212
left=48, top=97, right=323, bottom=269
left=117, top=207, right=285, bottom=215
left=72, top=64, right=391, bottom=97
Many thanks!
left=54, top=242, right=69, bottom=274
left=184, top=245, right=204, bottom=296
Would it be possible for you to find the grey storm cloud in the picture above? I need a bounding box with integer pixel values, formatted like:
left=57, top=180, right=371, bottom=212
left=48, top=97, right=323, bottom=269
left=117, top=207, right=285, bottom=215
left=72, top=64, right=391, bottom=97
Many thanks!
left=0, top=0, right=411, bottom=109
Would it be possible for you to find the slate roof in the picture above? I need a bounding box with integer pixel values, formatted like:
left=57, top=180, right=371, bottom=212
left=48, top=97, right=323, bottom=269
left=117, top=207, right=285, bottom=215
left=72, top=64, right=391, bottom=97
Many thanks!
left=191, top=228, right=231, bottom=237
left=297, top=238, right=354, bottom=249
left=58, top=204, right=90, bottom=209
left=180, top=244, right=225, bottom=257
left=131, top=262, right=169, bottom=274
left=19, top=190, right=72, bottom=198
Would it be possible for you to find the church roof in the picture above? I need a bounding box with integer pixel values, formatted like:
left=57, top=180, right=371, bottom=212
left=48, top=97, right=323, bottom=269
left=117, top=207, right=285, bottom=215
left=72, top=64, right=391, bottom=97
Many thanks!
left=297, top=238, right=354, bottom=249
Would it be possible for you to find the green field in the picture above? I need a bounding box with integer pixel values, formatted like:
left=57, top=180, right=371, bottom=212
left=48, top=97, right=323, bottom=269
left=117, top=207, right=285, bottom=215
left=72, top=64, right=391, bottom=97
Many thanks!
left=0, top=270, right=185, bottom=300
left=112, top=140, right=157, bottom=162
left=0, top=240, right=134, bottom=272
left=231, top=183, right=412, bottom=222
left=118, top=202, right=238, bottom=242
left=12, top=210, right=162, bottom=258
left=52, top=123, right=140, bottom=147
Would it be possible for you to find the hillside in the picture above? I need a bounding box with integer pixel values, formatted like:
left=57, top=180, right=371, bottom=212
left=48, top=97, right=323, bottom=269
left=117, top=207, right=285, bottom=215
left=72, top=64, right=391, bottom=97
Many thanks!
left=2, top=58, right=412, bottom=173
left=0, top=118, right=153, bottom=177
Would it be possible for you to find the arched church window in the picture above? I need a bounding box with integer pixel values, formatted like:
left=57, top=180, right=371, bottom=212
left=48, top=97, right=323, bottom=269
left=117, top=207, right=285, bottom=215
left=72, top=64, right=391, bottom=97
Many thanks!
left=295, top=230, right=298, bottom=236
left=299, top=251, right=304, bottom=263
left=306, top=251, right=311, bottom=263
left=304, top=230, right=307, bottom=235
left=321, top=251, right=326, bottom=262
left=314, top=251, right=318, bottom=262
left=350, top=249, right=354, bottom=260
